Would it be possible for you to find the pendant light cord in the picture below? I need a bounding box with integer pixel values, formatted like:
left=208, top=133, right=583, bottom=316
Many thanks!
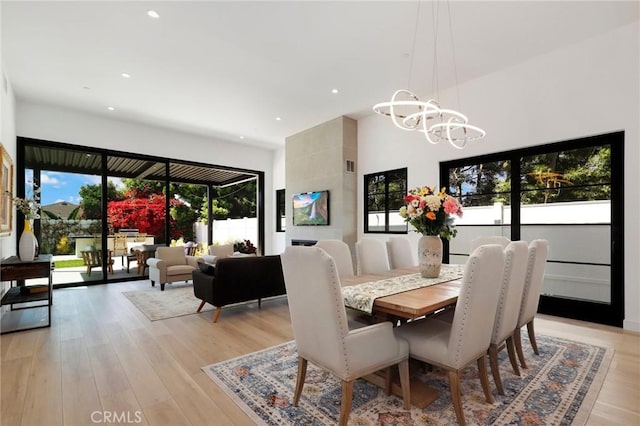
left=446, top=0, right=462, bottom=111
left=431, top=0, right=440, bottom=101
left=407, top=1, right=422, bottom=89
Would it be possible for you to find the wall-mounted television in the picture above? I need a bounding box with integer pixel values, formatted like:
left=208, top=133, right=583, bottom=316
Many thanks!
left=292, top=190, right=329, bottom=226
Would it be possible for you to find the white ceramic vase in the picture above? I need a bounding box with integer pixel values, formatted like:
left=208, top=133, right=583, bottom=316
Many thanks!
left=19, top=219, right=37, bottom=261
left=418, top=235, right=442, bottom=278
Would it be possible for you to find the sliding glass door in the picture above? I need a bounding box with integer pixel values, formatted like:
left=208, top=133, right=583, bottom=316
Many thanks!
left=441, top=132, right=624, bottom=327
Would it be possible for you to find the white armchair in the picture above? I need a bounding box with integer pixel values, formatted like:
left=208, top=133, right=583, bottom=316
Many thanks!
left=281, top=246, right=410, bottom=426
left=147, top=246, right=202, bottom=291
left=201, top=243, right=234, bottom=265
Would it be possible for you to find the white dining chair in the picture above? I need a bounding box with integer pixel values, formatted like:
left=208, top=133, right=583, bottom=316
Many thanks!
left=355, top=238, right=390, bottom=275
left=314, top=239, right=355, bottom=278
left=488, top=240, right=529, bottom=394
left=386, top=237, right=417, bottom=269
left=281, top=246, right=410, bottom=426
left=470, top=235, right=511, bottom=251
left=513, top=239, right=549, bottom=369
left=394, top=244, right=505, bottom=426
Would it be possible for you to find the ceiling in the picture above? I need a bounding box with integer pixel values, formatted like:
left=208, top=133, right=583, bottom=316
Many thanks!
left=3, top=1, right=638, bottom=150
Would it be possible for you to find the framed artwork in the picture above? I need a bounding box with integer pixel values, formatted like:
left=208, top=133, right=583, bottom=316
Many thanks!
left=0, top=142, right=14, bottom=236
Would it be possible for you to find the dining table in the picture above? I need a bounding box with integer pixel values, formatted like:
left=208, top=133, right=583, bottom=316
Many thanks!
left=341, top=264, right=466, bottom=408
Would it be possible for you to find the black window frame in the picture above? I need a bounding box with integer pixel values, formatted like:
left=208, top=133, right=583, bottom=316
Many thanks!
left=363, top=167, right=408, bottom=234
left=276, top=188, right=285, bottom=232
left=440, top=131, right=624, bottom=327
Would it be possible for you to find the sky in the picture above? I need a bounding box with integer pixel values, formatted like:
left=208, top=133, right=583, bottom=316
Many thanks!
left=26, top=170, right=123, bottom=206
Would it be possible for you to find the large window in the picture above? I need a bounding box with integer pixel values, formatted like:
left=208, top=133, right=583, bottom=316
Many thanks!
left=18, top=138, right=263, bottom=288
left=364, top=168, right=407, bottom=233
left=441, top=132, right=624, bottom=327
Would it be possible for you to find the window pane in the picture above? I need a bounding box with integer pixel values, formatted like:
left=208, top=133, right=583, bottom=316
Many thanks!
left=448, top=160, right=511, bottom=201
left=364, top=168, right=407, bottom=233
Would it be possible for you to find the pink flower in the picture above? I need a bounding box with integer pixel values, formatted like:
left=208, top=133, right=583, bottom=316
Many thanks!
left=443, top=196, right=462, bottom=216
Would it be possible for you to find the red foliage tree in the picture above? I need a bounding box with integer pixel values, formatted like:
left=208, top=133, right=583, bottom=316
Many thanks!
left=107, top=190, right=185, bottom=239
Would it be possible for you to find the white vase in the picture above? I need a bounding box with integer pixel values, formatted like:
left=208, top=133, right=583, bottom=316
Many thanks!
left=418, top=235, right=442, bottom=278
left=19, top=219, right=37, bottom=261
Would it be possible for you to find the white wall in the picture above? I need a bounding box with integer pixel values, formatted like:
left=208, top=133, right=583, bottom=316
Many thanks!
left=272, top=147, right=286, bottom=254
left=358, top=22, right=640, bottom=331
left=15, top=101, right=279, bottom=255
left=0, top=0, right=17, bottom=261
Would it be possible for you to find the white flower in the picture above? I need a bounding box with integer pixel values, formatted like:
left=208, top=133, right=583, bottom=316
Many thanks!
left=424, top=195, right=441, bottom=212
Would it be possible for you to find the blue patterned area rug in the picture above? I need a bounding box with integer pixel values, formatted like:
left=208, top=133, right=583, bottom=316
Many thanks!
left=202, top=333, right=612, bottom=425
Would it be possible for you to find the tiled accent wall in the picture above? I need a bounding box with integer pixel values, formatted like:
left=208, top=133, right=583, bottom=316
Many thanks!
left=285, top=116, right=357, bottom=257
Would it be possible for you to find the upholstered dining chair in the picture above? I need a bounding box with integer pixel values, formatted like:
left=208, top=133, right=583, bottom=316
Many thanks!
left=488, top=240, right=529, bottom=395
left=386, top=237, right=417, bottom=269
left=281, top=246, right=411, bottom=426
left=314, top=239, right=355, bottom=278
left=513, top=239, right=549, bottom=369
left=355, top=238, right=391, bottom=275
left=394, top=244, right=505, bottom=426
left=470, top=235, right=511, bottom=251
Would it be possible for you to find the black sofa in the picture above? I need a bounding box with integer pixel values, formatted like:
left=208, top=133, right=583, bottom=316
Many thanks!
left=192, top=255, right=286, bottom=323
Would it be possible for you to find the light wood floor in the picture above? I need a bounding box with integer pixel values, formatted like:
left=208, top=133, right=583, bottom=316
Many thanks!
left=1, top=280, right=638, bottom=426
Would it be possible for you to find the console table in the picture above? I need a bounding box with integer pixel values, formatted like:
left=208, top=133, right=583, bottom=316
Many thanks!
left=0, top=254, right=53, bottom=334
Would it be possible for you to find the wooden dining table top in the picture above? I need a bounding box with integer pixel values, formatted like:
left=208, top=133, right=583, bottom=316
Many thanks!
left=341, top=267, right=462, bottom=320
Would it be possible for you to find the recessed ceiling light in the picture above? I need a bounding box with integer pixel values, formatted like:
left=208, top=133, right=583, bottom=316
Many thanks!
left=107, top=106, right=115, bottom=111
left=275, top=117, right=281, bottom=121
left=121, top=72, right=131, bottom=78
left=239, top=136, right=245, bottom=139
left=332, top=89, right=339, bottom=94
left=147, top=10, right=160, bottom=19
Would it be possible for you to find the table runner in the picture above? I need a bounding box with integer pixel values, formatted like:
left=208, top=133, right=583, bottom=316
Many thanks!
left=342, top=264, right=465, bottom=314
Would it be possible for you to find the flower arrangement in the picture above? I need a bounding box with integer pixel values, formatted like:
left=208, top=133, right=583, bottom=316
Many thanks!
left=399, top=186, right=463, bottom=240
left=234, top=239, right=257, bottom=254
left=6, top=185, right=41, bottom=220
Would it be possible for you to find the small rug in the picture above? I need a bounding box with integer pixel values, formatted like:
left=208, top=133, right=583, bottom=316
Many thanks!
left=202, top=333, right=612, bottom=425
left=122, top=283, right=213, bottom=321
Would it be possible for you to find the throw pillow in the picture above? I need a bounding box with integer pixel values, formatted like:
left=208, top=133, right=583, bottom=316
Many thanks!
left=198, top=263, right=215, bottom=275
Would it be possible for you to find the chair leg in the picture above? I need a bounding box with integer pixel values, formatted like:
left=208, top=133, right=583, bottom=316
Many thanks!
left=513, top=328, right=528, bottom=369
left=488, top=344, right=504, bottom=395
left=160, top=283, right=165, bottom=291
left=506, top=336, right=521, bottom=376
left=398, top=359, right=411, bottom=410
left=151, top=280, right=155, bottom=287
left=258, top=298, right=262, bottom=309
left=339, top=380, right=354, bottom=426
left=213, top=307, right=222, bottom=323
left=384, top=366, right=392, bottom=396
left=196, top=300, right=206, bottom=313
left=527, top=320, right=539, bottom=355
left=448, top=370, right=466, bottom=426
left=293, top=356, right=307, bottom=406
left=477, top=355, right=494, bottom=404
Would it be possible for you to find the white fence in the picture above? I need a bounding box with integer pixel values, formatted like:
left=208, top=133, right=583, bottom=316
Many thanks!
left=194, top=217, right=258, bottom=246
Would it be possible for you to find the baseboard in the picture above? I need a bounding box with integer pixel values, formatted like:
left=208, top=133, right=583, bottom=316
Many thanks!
left=623, top=319, right=640, bottom=332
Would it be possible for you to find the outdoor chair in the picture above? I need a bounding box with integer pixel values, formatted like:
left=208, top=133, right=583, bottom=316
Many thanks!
left=81, top=249, right=113, bottom=275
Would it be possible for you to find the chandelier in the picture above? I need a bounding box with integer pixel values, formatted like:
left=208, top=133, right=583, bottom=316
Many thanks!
left=373, top=1, right=485, bottom=149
